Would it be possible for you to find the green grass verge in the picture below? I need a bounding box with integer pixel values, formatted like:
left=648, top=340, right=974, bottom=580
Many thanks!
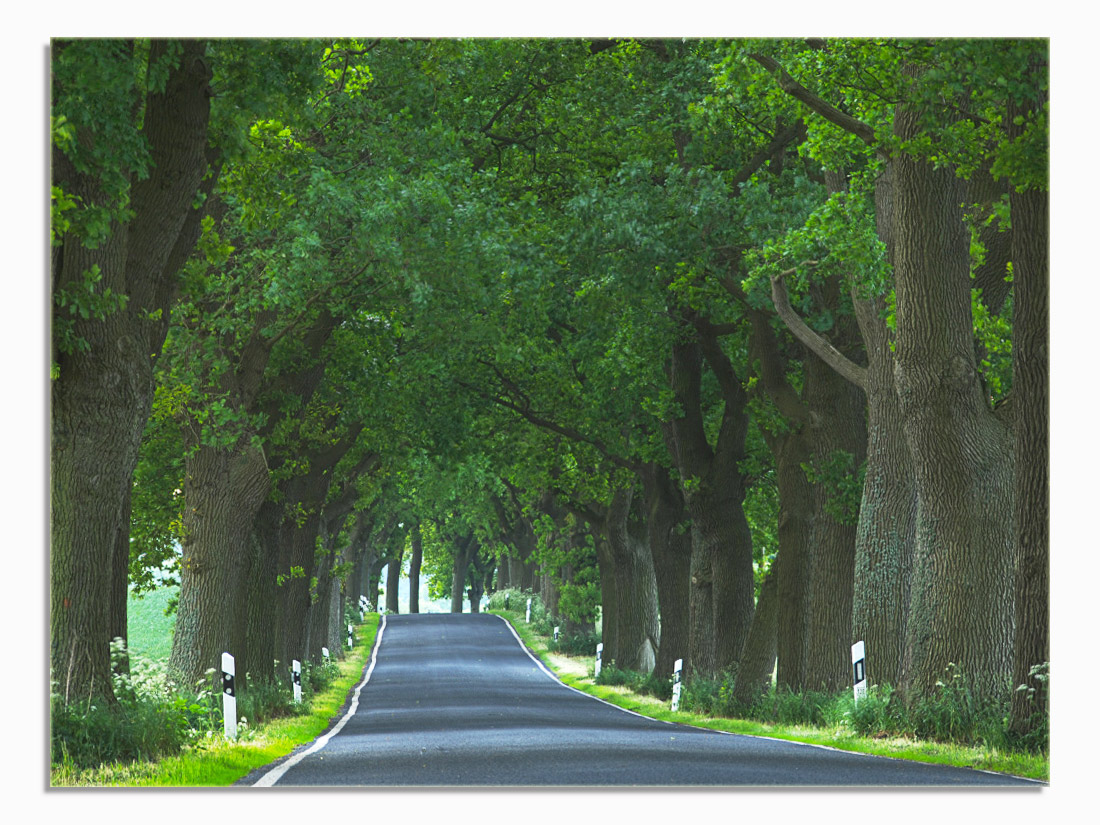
left=50, top=614, right=380, bottom=787
left=492, top=609, right=1049, bottom=783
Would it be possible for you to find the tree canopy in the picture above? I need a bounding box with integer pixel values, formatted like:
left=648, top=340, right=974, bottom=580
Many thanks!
left=48, top=36, right=1049, bottom=738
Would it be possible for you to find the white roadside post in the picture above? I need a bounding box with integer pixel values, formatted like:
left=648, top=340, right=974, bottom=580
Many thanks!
left=292, top=660, right=302, bottom=704
left=347, top=623, right=354, bottom=649
left=671, top=658, right=684, bottom=712
left=595, top=643, right=604, bottom=679
left=852, top=641, right=867, bottom=703
left=322, top=646, right=330, bottom=661
left=526, top=598, right=532, bottom=623
left=553, top=626, right=560, bottom=643
left=221, top=651, right=237, bottom=740
left=359, top=595, right=368, bottom=620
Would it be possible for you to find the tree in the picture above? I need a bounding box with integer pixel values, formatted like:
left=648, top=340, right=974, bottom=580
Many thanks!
left=52, top=39, right=216, bottom=702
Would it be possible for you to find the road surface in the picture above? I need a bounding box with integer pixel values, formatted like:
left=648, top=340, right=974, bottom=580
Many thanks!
left=244, top=613, right=1041, bottom=787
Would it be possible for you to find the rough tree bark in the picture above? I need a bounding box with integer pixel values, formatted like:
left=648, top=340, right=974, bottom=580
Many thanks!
left=168, top=443, right=269, bottom=688
left=604, top=485, right=660, bottom=674
left=892, top=82, right=1015, bottom=700
left=732, top=555, right=781, bottom=705
left=663, top=327, right=755, bottom=680
left=745, top=308, right=814, bottom=692
left=1007, top=60, right=1049, bottom=735
left=641, top=463, right=693, bottom=679
left=51, top=39, right=214, bottom=702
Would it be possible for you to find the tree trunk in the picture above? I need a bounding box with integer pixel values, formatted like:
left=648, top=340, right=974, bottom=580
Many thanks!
left=386, top=548, right=403, bottom=615
left=663, top=334, right=755, bottom=680
left=274, top=510, right=321, bottom=671
left=605, top=485, right=660, bottom=674
left=169, top=443, right=269, bottom=689
left=733, top=555, right=781, bottom=705
left=243, top=501, right=282, bottom=684
left=109, top=488, right=132, bottom=672
left=802, top=349, right=866, bottom=692
left=642, top=463, right=693, bottom=679
left=595, top=534, right=619, bottom=666
left=849, top=162, right=918, bottom=689
left=771, top=429, right=813, bottom=691
left=893, top=88, right=1015, bottom=701
left=51, top=39, right=213, bottom=703
left=450, top=535, right=475, bottom=614
left=409, top=521, right=423, bottom=613
left=1008, top=68, right=1049, bottom=735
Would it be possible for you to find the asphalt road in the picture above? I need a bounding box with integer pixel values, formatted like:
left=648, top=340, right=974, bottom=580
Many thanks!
left=245, top=613, right=1041, bottom=787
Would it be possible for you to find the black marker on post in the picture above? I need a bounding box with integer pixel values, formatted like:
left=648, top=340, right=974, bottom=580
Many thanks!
left=222, top=651, right=237, bottom=739
left=852, top=641, right=867, bottom=702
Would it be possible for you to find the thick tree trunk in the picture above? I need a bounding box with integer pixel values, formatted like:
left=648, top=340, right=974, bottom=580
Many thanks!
left=802, top=350, right=866, bottom=692
left=50, top=39, right=213, bottom=703
left=307, top=516, right=339, bottom=661
left=243, top=501, right=282, bottom=684
left=642, top=463, right=693, bottom=679
left=771, top=430, right=813, bottom=691
left=849, top=163, right=918, bottom=689
left=595, top=535, right=619, bottom=666
left=1008, top=72, right=1049, bottom=735
left=732, top=555, right=781, bottom=705
left=664, top=335, right=755, bottom=680
left=605, top=485, right=660, bottom=674
left=169, top=443, right=269, bottom=689
left=893, top=91, right=1015, bottom=701
left=109, top=488, right=132, bottom=669
left=274, top=511, right=322, bottom=671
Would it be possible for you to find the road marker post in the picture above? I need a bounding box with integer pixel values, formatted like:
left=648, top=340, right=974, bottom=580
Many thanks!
left=852, top=641, right=867, bottom=702
left=526, top=598, right=532, bottom=623
left=595, top=643, right=603, bottom=678
left=359, top=595, right=369, bottom=620
left=221, top=651, right=237, bottom=740
left=553, top=626, right=560, bottom=643
left=671, top=658, right=683, bottom=712
left=292, top=659, right=302, bottom=704
left=322, top=646, right=329, bottom=661
left=348, top=623, right=354, bottom=649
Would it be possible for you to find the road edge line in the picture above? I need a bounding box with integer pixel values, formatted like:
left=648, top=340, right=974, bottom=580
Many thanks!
left=494, top=615, right=1047, bottom=785
left=493, top=613, right=675, bottom=727
left=251, top=614, right=389, bottom=787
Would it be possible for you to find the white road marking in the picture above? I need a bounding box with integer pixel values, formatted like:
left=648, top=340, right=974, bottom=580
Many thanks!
left=252, top=614, right=388, bottom=787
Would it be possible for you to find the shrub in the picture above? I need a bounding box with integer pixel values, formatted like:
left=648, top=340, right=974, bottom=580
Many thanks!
left=51, top=641, right=220, bottom=770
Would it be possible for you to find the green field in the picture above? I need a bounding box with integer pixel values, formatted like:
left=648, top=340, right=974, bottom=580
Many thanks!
left=126, top=586, right=177, bottom=661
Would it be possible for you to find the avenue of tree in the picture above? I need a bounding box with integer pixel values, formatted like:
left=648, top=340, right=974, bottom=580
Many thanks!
left=50, top=38, right=1048, bottom=736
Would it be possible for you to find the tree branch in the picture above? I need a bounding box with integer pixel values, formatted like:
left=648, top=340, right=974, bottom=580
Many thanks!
left=769, top=268, right=868, bottom=390
left=749, top=53, right=879, bottom=149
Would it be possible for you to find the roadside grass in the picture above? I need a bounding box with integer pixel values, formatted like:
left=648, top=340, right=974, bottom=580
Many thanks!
left=492, top=608, right=1049, bottom=783
left=50, top=614, right=380, bottom=787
